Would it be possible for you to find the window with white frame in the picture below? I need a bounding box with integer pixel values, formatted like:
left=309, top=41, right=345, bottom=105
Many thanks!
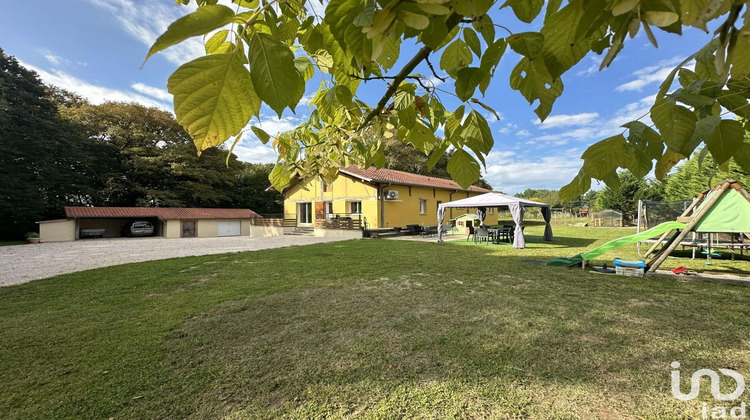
left=419, top=198, right=428, bottom=214
left=349, top=201, right=362, bottom=215
left=488, top=207, right=494, bottom=214
left=325, top=202, right=334, bottom=218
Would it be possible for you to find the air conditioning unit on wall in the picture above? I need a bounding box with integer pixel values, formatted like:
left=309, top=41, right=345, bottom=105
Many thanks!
left=384, top=190, right=399, bottom=200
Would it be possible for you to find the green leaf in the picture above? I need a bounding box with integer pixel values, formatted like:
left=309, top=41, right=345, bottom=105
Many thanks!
left=295, top=58, right=314, bottom=82
left=580, top=134, right=630, bottom=179
left=655, top=149, right=686, bottom=180
left=480, top=39, right=507, bottom=77
left=472, top=16, right=496, bottom=45
left=650, top=98, right=697, bottom=155
left=623, top=120, right=664, bottom=159
left=462, top=110, right=494, bottom=153
left=447, top=148, right=481, bottom=189
left=729, top=24, right=750, bottom=79
left=252, top=126, right=271, bottom=144
left=269, top=164, right=293, bottom=191
left=205, top=29, right=229, bottom=54
left=451, top=0, right=493, bottom=18
left=421, top=18, right=449, bottom=50
left=643, top=11, right=679, bottom=27
left=463, top=28, right=482, bottom=57
left=248, top=33, right=305, bottom=117
left=428, top=138, right=451, bottom=170
left=506, top=32, right=544, bottom=59
left=454, top=67, right=485, bottom=101
left=502, top=0, right=544, bottom=23
left=145, top=5, right=235, bottom=64
left=542, top=0, right=600, bottom=79
left=376, top=36, right=400, bottom=70
left=559, top=170, right=591, bottom=201
left=611, top=0, right=640, bottom=16
left=681, top=115, right=720, bottom=156
left=405, top=120, right=435, bottom=154
left=393, top=88, right=414, bottom=110
left=440, top=40, right=472, bottom=76
left=399, top=10, right=430, bottom=30
left=168, top=53, right=260, bottom=153
left=470, top=99, right=501, bottom=120
left=417, top=2, right=451, bottom=15
left=734, top=142, right=750, bottom=171
left=705, top=119, right=744, bottom=165
left=509, top=58, right=563, bottom=121
left=399, top=105, right=417, bottom=129
left=353, top=0, right=376, bottom=26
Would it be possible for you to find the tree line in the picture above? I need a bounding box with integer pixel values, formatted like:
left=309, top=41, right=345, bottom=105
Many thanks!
left=0, top=48, right=282, bottom=240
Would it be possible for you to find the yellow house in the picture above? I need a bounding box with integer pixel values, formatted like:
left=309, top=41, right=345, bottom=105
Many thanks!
left=282, top=165, right=497, bottom=229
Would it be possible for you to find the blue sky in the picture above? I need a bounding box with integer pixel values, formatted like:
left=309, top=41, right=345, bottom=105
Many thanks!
left=1, top=1, right=716, bottom=193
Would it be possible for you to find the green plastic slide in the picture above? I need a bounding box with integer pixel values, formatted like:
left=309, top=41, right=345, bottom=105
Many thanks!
left=547, top=221, right=686, bottom=267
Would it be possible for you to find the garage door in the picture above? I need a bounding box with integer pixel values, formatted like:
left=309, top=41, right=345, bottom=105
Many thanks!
left=217, top=221, right=241, bottom=237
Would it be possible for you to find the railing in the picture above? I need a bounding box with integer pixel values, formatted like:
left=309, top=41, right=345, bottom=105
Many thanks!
left=314, top=213, right=362, bottom=230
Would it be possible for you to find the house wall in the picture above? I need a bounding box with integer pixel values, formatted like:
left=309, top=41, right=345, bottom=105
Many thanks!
left=165, top=220, right=181, bottom=238
left=284, top=174, right=379, bottom=227
left=38, top=219, right=76, bottom=242
left=284, top=176, right=496, bottom=229
left=196, top=220, right=218, bottom=237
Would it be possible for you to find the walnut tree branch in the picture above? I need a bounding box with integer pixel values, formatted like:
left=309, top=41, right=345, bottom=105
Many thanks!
left=356, top=12, right=462, bottom=131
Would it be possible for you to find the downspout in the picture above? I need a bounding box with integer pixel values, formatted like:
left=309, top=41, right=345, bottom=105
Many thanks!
left=449, top=191, right=455, bottom=220
left=379, top=183, right=390, bottom=228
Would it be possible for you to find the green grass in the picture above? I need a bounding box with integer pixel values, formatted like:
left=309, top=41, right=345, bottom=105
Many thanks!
left=1, top=226, right=749, bottom=419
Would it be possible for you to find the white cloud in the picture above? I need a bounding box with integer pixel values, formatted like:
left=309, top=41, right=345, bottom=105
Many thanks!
left=524, top=95, right=656, bottom=146
left=498, top=123, right=518, bottom=134
left=576, top=55, right=603, bottom=77
left=20, top=60, right=171, bottom=110
left=516, top=129, right=531, bottom=137
left=533, top=112, right=599, bottom=129
left=229, top=140, right=278, bottom=163
left=86, top=0, right=206, bottom=65
left=131, top=82, right=172, bottom=102
left=615, top=56, right=685, bottom=92
left=483, top=150, right=583, bottom=194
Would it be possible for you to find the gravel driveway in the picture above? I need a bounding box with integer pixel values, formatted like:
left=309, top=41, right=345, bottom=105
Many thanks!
left=0, top=236, right=347, bottom=287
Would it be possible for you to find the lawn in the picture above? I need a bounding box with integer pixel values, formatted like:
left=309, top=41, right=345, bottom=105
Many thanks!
left=1, top=226, right=749, bottom=419
left=0, top=241, right=26, bottom=246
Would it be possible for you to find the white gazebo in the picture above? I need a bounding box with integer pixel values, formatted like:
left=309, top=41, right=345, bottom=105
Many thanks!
left=437, top=192, right=553, bottom=248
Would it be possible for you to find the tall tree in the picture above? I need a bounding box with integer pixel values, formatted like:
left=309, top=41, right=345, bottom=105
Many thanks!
left=0, top=49, right=90, bottom=239
left=597, top=172, right=665, bottom=224
left=664, top=149, right=750, bottom=199
left=147, top=0, right=750, bottom=198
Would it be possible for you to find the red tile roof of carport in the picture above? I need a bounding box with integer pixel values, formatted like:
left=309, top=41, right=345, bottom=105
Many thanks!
left=64, top=207, right=260, bottom=220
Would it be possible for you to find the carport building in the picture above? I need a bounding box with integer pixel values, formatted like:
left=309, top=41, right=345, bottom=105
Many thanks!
left=38, top=207, right=262, bottom=242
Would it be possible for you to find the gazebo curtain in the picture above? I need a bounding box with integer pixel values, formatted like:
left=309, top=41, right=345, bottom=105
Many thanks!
left=541, top=206, right=553, bottom=241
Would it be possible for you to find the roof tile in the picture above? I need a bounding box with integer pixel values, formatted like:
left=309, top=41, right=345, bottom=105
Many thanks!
left=341, top=165, right=491, bottom=193
left=64, top=207, right=260, bottom=220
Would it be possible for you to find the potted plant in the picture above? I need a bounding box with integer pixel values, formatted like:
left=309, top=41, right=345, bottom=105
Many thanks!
left=26, top=232, right=40, bottom=244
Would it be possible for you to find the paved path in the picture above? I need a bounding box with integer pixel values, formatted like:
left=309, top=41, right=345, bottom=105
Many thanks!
left=0, top=236, right=347, bottom=287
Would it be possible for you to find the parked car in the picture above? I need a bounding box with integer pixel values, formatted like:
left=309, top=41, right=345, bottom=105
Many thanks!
left=121, top=221, right=155, bottom=237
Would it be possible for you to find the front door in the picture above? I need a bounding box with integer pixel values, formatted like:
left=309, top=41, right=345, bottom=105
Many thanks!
left=182, top=221, right=196, bottom=238
left=298, top=203, right=312, bottom=226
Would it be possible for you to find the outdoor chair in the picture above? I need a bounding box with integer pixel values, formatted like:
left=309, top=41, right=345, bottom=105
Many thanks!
left=406, top=224, right=422, bottom=235
left=475, top=227, right=489, bottom=244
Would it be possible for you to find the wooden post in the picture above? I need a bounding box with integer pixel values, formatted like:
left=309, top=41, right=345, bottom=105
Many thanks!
left=648, top=182, right=731, bottom=272
left=643, top=195, right=702, bottom=258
